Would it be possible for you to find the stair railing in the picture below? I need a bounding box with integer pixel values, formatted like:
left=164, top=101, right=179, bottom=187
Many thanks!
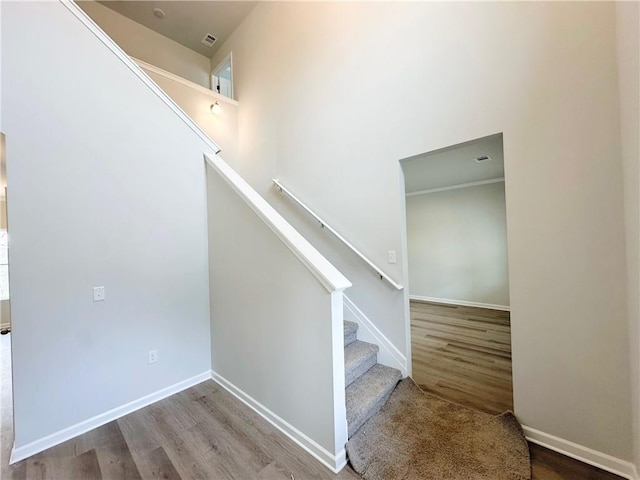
left=204, top=157, right=352, bottom=293
left=273, top=179, right=403, bottom=290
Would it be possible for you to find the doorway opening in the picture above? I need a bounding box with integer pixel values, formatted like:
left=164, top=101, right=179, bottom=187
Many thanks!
left=400, top=133, right=513, bottom=414
left=211, top=53, right=233, bottom=99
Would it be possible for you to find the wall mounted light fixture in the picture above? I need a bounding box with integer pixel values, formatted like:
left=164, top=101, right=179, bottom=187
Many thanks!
left=210, top=102, right=222, bottom=115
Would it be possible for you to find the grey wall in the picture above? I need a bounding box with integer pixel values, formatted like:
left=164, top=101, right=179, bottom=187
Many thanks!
left=406, top=183, right=509, bottom=307
left=78, top=1, right=211, bottom=88
left=3, top=1, right=213, bottom=448
left=210, top=1, right=633, bottom=461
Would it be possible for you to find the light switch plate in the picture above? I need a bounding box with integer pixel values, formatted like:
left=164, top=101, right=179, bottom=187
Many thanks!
left=388, top=250, right=397, bottom=264
left=93, top=286, right=105, bottom=302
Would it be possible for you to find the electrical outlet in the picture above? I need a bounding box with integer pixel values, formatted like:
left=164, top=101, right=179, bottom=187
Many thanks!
left=388, top=250, right=397, bottom=264
left=148, top=349, right=158, bottom=364
left=93, top=286, right=105, bottom=302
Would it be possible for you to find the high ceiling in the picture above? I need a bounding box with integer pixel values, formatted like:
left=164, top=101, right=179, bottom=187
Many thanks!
left=97, top=1, right=258, bottom=58
left=401, top=134, right=505, bottom=194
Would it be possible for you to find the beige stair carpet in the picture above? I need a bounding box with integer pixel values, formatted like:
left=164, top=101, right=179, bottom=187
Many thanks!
left=346, top=379, right=530, bottom=480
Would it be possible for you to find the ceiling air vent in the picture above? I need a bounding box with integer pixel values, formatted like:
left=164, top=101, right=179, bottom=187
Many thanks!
left=201, top=33, right=217, bottom=47
left=474, top=155, right=493, bottom=163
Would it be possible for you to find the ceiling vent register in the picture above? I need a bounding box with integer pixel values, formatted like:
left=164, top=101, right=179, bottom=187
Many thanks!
left=201, top=34, right=217, bottom=47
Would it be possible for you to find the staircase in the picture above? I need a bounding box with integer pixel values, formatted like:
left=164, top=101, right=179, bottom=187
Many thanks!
left=344, top=320, right=402, bottom=438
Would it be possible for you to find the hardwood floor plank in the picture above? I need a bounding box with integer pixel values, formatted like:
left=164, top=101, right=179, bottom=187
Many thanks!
left=134, top=405, right=213, bottom=480
left=75, top=449, right=103, bottom=480
left=146, top=447, right=182, bottom=480
left=188, top=382, right=359, bottom=480
left=0, top=460, right=27, bottom=480
left=530, top=443, right=623, bottom=480
left=26, top=448, right=102, bottom=480
left=188, top=390, right=274, bottom=475
left=410, top=300, right=515, bottom=415
left=75, top=422, right=141, bottom=480
left=412, top=313, right=512, bottom=335
left=264, top=430, right=360, bottom=480
left=252, top=461, right=294, bottom=480
left=117, top=411, right=161, bottom=452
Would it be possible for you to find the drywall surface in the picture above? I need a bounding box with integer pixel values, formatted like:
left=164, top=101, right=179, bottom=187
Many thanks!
left=206, top=165, right=341, bottom=459
left=78, top=1, right=211, bottom=88
left=2, top=2, right=213, bottom=448
left=142, top=68, right=239, bottom=167
left=406, top=183, right=509, bottom=307
left=616, top=0, right=640, bottom=470
left=212, top=1, right=632, bottom=460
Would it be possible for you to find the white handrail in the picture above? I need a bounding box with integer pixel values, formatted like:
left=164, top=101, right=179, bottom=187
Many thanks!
left=205, top=154, right=352, bottom=293
left=272, top=179, right=404, bottom=290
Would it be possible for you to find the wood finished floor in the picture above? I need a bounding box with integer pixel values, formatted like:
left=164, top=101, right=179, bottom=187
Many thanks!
left=0, top=320, right=625, bottom=480
left=410, top=300, right=514, bottom=414
left=410, top=300, right=624, bottom=480
left=0, top=335, right=359, bottom=480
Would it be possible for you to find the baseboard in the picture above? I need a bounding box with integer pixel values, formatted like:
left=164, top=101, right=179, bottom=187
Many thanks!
left=523, top=425, right=639, bottom=480
left=10, top=371, right=211, bottom=464
left=409, top=294, right=510, bottom=312
left=343, top=295, right=408, bottom=376
left=211, top=370, right=346, bottom=473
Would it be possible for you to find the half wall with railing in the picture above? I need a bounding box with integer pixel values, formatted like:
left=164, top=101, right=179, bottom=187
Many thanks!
left=206, top=153, right=351, bottom=471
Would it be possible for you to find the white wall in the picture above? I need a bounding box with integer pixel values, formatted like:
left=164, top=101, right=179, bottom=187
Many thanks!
left=211, top=1, right=633, bottom=462
left=140, top=66, right=239, bottom=167
left=78, top=1, right=211, bottom=88
left=406, top=183, right=509, bottom=307
left=616, top=1, right=640, bottom=471
left=3, top=2, right=213, bottom=449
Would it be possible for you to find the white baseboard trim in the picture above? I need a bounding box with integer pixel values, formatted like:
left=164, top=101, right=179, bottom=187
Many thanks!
left=10, top=371, right=211, bottom=464
left=523, top=425, right=639, bottom=480
left=211, top=370, right=346, bottom=473
left=343, top=295, right=408, bottom=376
left=409, top=294, right=510, bottom=312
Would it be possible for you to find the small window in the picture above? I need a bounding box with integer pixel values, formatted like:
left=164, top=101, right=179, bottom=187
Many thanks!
left=211, top=53, right=233, bottom=100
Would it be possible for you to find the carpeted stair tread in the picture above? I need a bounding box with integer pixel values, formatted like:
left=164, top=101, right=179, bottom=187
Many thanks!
left=345, top=340, right=379, bottom=387
left=344, top=321, right=358, bottom=346
left=346, top=363, right=401, bottom=438
left=346, top=379, right=530, bottom=480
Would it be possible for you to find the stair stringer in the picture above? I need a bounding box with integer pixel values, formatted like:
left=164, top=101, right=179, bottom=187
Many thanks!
left=343, top=295, right=408, bottom=377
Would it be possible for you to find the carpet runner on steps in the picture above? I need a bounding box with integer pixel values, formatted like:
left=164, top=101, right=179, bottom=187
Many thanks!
left=343, top=320, right=402, bottom=439
left=342, top=320, right=530, bottom=480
